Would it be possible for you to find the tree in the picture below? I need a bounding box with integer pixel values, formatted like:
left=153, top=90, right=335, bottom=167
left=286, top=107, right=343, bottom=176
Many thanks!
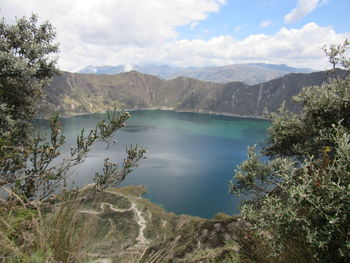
left=0, top=14, right=59, bottom=199
left=231, top=40, right=350, bottom=263
left=0, top=14, right=146, bottom=202
left=0, top=15, right=146, bottom=261
left=0, top=14, right=59, bottom=121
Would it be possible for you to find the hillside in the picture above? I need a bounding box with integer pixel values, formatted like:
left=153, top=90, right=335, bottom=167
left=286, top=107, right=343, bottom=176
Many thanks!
left=40, top=70, right=344, bottom=118
left=64, top=185, right=240, bottom=262
left=78, top=63, right=312, bottom=85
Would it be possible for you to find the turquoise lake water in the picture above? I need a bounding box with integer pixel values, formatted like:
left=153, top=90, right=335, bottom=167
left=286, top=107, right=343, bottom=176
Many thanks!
left=35, top=110, right=270, bottom=218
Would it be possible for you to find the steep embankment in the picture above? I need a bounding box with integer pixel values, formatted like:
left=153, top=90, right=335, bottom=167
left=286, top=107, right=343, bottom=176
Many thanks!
left=40, top=70, right=345, bottom=118
left=74, top=185, right=240, bottom=262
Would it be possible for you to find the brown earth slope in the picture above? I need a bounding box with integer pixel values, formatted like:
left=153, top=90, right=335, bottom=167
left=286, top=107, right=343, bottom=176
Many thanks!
left=40, top=70, right=347, bottom=118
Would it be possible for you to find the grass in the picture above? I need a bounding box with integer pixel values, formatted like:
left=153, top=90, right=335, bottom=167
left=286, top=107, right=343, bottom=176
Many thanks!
left=0, top=186, right=241, bottom=262
left=234, top=226, right=317, bottom=263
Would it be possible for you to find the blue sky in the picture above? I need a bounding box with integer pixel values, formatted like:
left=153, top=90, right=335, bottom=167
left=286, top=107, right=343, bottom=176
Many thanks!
left=1, top=0, right=349, bottom=71
left=177, top=0, right=349, bottom=40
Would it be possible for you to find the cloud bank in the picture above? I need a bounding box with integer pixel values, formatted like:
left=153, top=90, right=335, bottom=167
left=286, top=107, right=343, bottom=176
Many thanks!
left=1, top=0, right=225, bottom=46
left=260, top=20, right=272, bottom=28
left=284, top=0, right=320, bottom=23
left=68, top=23, right=349, bottom=71
left=1, top=0, right=348, bottom=71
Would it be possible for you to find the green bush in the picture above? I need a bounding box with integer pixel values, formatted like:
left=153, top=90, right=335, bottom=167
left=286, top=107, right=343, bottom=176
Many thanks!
left=231, top=40, right=350, bottom=262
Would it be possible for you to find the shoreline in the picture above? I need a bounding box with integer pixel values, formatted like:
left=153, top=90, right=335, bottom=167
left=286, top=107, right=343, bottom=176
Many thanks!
left=37, top=107, right=270, bottom=121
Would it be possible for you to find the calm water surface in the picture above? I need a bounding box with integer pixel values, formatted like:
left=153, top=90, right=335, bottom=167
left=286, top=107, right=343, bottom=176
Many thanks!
left=36, top=110, right=270, bottom=218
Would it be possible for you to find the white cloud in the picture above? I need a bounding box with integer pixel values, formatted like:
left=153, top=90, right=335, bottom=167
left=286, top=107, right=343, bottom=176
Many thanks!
left=1, top=1, right=348, bottom=71
left=260, top=20, right=272, bottom=28
left=0, top=0, right=226, bottom=68
left=320, top=0, right=331, bottom=6
left=167, top=23, right=349, bottom=70
left=284, top=0, right=320, bottom=23
left=190, top=21, right=199, bottom=30
left=124, top=64, right=134, bottom=72
left=66, top=23, right=348, bottom=71
left=1, top=0, right=227, bottom=46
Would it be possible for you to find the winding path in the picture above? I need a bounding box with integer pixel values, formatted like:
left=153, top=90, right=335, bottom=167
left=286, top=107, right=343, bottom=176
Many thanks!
left=80, top=189, right=150, bottom=261
left=78, top=202, right=133, bottom=215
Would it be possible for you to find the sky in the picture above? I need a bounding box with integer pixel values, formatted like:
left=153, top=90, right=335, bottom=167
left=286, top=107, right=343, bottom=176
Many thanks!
left=1, top=0, right=349, bottom=71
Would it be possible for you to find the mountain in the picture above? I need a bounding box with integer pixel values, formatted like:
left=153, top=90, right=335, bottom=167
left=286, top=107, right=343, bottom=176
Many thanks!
left=40, top=70, right=345, bottom=118
left=77, top=63, right=313, bottom=85
left=247, top=63, right=311, bottom=73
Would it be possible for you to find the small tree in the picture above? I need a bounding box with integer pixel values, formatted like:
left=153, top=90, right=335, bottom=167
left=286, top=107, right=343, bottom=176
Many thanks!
left=0, top=14, right=146, bottom=202
left=0, top=14, right=59, bottom=193
left=0, top=14, right=147, bottom=262
left=231, top=40, right=350, bottom=262
left=0, top=14, right=59, bottom=121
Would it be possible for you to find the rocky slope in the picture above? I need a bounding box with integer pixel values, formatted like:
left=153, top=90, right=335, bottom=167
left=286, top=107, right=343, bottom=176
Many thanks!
left=78, top=63, right=312, bottom=85
left=40, top=70, right=345, bottom=118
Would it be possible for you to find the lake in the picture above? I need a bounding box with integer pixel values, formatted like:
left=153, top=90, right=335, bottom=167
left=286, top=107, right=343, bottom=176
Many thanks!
left=35, top=110, right=270, bottom=218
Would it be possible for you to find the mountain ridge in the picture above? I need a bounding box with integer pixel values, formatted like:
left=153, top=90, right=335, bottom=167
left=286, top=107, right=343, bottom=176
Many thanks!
left=40, top=69, right=346, bottom=119
left=77, top=63, right=313, bottom=85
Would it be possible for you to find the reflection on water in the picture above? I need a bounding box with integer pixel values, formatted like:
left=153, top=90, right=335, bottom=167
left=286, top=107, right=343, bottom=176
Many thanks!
left=35, top=110, right=270, bottom=218
left=122, top=125, right=156, bottom=133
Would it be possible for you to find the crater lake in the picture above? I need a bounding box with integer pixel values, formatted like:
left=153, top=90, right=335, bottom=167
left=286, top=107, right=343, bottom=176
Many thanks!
left=35, top=110, right=270, bottom=218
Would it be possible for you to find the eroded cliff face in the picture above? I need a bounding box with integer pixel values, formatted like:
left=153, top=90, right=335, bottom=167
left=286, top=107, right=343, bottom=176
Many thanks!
left=40, top=70, right=346, bottom=118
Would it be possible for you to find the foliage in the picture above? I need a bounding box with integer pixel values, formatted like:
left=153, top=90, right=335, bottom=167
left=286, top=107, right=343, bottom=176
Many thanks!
left=0, top=190, right=97, bottom=262
left=0, top=14, right=59, bottom=121
left=231, top=40, right=350, bottom=262
left=269, top=41, right=349, bottom=158
left=0, top=15, right=146, bottom=202
left=0, top=14, right=59, bottom=197
left=0, top=15, right=146, bottom=262
left=1, top=109, right=145, bottom=201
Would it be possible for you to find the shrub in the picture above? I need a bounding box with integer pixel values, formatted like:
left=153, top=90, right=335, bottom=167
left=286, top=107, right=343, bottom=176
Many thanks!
left=231, top=40, right=350, bottom=262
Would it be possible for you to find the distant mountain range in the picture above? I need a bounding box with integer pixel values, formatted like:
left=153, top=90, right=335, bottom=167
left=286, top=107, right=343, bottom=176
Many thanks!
left=78, top=63, right=313, bottom=85
left=40, top=69, right=346, bottom=119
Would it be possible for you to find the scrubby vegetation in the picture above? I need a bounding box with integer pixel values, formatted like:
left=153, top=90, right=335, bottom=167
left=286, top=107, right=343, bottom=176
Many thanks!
left=0, top=15, right=146, bottom=261
left=231, top=40, right=350, bottom=263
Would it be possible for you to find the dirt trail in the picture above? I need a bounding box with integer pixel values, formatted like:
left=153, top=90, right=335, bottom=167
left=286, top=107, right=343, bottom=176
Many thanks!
left=104, top=190, right=150, bottom=247
left=82, top=189, right=150, bottom=260
left=78, top=202, right=133, bottom=215
left=131, top=201, right=149, bottom=246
